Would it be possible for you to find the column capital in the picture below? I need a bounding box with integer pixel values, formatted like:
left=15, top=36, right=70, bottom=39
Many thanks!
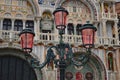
left=0, top=17, right=4, bottom=20
left=22, top=19, right=26, bottom=22
left=115, top=20, right=118, bottom=23
left=11, top=19, right=15, bottom=21
left=35, top=16, right=42, bottom=21
left=102, top=19, right=107, bottom=23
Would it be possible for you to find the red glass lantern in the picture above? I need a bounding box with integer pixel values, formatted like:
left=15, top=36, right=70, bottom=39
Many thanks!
left=19, top=28, right=35, bottom=53
left=80, top=22, right=97, bottom=48
left=53, top=6, right=68, bottom=30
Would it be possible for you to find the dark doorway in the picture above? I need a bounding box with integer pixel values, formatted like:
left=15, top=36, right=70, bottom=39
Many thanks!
left=0, top=56, right=37, bottom=80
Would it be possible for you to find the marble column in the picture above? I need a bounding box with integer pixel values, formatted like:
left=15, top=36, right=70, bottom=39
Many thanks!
left=116, top=48, right=120, bottom=80
left=113, top=2, right=116, bottom=14
left=114, top=21, right=119, bottom=39
left=74, top=24, right=76, bottom=35
left=34, top=17, right=41, bottom=40
left=11, top=19, right=15, bottom=30
left=114, top=21, right=119, bottom=45
left=102, top=20, right=107, bottom=37
left=9, top=19, right=15, bottom=41
left=0, top=18, right=3, bottom=30
left=65, top=25, right=67, bottom=34
left=94, top=22, right=98, bottom=44
left=23, top=20, right=26, bottom=29
left=0, top=18, right=3, bottom=38
left=101, top=2, right=104, bottom=13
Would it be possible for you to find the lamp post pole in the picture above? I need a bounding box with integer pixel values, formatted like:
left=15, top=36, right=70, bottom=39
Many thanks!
left=58, top=31, right=67, bottom=80
left=53, top=7, right=69, bottom=80
left=59, top=60, right=66, bottom=80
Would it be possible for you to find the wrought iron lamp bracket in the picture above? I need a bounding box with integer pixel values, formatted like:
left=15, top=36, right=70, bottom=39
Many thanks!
left=29, top=29, right=92, bottom=69
left=71, top=48, right=91, bottom=67
left=30, top=44, right=92, bottom=69
left=30, top=42, right=74, bottom=69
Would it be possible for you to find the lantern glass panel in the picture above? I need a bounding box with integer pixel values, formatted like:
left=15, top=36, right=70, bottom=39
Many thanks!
left=54, top=11, right=67, bottom=29
left=20, top=33, right=34, bottom=53
left=81, top=28, right=95, bottom=48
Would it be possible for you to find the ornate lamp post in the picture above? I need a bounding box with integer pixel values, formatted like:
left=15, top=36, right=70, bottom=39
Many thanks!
left=19, top=7, right=97, bottom=80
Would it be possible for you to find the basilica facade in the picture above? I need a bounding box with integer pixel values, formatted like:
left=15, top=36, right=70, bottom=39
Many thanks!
left=0, top=0, right=119, bottom=80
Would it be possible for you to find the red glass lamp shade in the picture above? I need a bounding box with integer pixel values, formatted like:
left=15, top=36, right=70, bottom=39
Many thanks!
left=53, top=6, right=68, bottom=30
left=80, top=23, right=97, bottom=48
left=19, top=28, right=35, bottom=53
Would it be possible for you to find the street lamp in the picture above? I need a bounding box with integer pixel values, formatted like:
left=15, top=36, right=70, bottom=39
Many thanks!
left=19, top=7, right=97, bottom=80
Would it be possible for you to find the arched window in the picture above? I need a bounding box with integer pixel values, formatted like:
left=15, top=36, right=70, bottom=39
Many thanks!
left=3, top=19, right=12, bottom=30
left=25, top=20, right=34, bottom=30
left=108, top=53, right=114, bottom=71
left=67, top=23, right=74, bottom=35
left=14, top=20, right=23, bottom=31
left=76, top=24, right=82, bottom=35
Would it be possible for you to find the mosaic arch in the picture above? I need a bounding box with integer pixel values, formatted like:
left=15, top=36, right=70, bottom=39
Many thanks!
left=56, top=0, right=98, bottom=21
left=65, top=52, right=106, bottom=80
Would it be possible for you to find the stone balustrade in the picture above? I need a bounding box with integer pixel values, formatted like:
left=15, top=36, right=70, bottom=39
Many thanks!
left=0, top=30, right=19, bottom=42
left=0, top=30, right=119, bottom=47
left=102, top=13, right=117, bottom=20
left=95, top=37, right=119, bottom=46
